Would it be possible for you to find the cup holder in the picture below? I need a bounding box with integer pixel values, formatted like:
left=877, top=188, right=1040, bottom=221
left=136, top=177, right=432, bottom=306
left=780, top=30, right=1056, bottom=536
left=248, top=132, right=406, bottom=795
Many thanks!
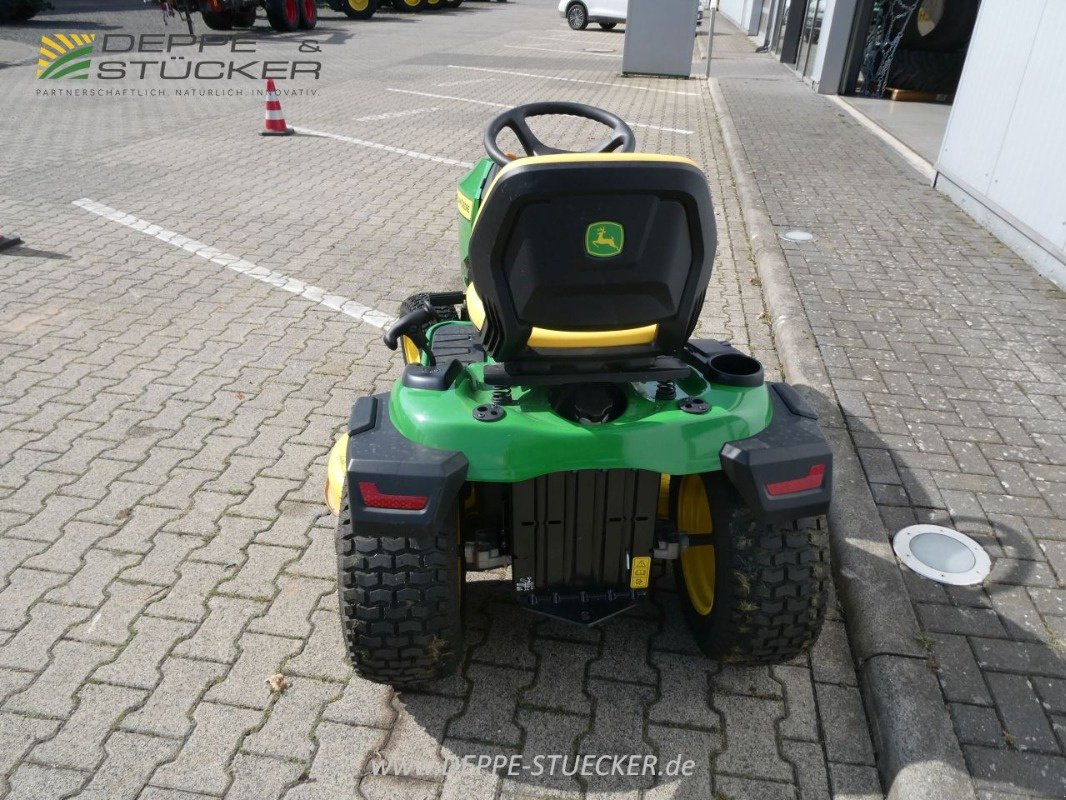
left=706, top=353, right=764, bottom=388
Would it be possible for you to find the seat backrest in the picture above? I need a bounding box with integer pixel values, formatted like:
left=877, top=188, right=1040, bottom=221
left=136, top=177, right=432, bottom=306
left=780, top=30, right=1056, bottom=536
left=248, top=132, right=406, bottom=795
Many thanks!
left=467, top=153, right=716, bottom=364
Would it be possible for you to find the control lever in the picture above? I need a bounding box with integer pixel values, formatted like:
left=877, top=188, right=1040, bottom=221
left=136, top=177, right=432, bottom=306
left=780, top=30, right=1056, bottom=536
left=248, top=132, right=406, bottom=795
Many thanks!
left=383, top=302, right=437, bottom=367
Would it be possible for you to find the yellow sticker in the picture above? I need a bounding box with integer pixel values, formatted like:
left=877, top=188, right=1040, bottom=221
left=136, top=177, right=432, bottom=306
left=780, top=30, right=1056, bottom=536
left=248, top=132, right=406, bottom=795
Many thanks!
left=456, top=191, right=473, bottom=220
left=630, top=556, right=652, bottom=589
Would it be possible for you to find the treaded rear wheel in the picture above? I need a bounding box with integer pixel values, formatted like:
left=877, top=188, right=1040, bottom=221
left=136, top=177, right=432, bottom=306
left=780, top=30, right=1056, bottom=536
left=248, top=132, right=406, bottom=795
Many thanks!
left=673, top=473, right=829, bottom=663
left=336, top=481, right=464, bottom=685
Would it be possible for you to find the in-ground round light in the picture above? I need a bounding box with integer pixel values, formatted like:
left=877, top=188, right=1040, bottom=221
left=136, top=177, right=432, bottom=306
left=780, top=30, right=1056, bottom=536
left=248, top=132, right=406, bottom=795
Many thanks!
left=781, top=230, right=815, bottom=243
left=893, top=524, right=991, bottom=586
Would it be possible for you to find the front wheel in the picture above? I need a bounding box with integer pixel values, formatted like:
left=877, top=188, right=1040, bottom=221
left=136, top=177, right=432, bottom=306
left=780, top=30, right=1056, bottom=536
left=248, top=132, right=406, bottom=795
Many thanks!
left=340, top=0, right=378, bottom=18
left=297, top=0, right=317, bottom=28
left=673, top=473, right=829, bottom=663
left=265, top=0, right=300, bottom=30
left=393, top=0, right=428, bottom=10
left=566, top=2, right=588, bottom=29
left=598, top=21, right=616, bottom=30
left=199, top=2, right=234, bottom=29
left=336, top=482, right=464, bottom=685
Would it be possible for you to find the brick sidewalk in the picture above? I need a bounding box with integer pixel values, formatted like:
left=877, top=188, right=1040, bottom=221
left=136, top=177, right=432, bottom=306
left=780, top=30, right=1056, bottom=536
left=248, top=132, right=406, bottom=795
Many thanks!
left=0, top=2, right=878, bottom=798
left=712, top=22, right=1066, bottom=800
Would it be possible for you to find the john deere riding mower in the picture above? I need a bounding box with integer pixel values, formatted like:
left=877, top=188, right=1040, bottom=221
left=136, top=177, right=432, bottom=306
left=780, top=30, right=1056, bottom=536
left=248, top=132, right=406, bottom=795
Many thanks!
left=325, top=102, right=833, bottom=685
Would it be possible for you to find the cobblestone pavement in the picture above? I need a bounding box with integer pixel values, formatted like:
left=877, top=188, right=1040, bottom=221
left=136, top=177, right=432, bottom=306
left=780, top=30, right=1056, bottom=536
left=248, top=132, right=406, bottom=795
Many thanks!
left=0, top=3, right=879, bottom=798
left=712, top=23, right=1066, bottom=800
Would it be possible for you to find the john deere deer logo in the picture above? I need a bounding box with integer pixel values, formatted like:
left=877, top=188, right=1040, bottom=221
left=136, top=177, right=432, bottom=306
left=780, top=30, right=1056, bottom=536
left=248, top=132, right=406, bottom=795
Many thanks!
left=585, top=221, right=624, bottom=258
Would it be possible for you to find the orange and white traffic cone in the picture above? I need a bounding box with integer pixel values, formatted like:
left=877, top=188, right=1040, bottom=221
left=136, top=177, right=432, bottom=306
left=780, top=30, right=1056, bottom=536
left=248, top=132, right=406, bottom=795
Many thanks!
left=260, top=79, right=293, bottom=137
left=0, top=232, right=21, bottom=252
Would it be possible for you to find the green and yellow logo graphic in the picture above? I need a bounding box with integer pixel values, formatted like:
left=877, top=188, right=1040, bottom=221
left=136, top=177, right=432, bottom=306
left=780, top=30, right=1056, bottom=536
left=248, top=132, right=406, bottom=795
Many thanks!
left=37, top=34, right=96, bottom=80
left=585, top=221, right=624, bottom=258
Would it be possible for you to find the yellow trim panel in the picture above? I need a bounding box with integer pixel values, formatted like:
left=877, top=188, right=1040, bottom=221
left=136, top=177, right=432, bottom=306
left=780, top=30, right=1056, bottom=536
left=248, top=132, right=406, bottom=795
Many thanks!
left=464, top=284, right=657, bottom=349
left=457, top=190, right=473, bottom=220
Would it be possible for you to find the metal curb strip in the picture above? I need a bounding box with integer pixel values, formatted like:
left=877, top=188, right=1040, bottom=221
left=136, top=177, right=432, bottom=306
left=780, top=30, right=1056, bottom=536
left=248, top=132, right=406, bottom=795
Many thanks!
left=707, top=75, right=976, bottom=800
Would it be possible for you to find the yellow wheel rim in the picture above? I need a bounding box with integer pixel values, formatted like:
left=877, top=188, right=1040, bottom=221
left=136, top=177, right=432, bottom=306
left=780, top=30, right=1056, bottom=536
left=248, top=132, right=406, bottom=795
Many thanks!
left=677, top=475, right=716, bottom=616
left=348, top=0, right=369, bottom=10
left=404, top=0, right=420, bottom=7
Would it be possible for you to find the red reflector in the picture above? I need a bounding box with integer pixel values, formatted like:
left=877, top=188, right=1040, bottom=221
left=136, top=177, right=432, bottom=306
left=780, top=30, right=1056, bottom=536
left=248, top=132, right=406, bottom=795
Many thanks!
left=765, top=464, right=826, bottom=497
left=357, top=482, right=428, bottom=511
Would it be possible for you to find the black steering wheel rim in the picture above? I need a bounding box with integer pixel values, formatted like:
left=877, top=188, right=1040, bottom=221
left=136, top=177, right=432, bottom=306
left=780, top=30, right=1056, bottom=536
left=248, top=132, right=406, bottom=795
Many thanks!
left=483, top=101, right=637, bottom=166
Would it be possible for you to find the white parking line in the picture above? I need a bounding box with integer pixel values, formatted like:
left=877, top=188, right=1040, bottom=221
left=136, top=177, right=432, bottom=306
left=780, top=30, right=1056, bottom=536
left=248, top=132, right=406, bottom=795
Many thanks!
left=435, top=78, right=492, bottom=87
left=353, top=106, right=439, bottom=122
left=505, top=44, right=619, bottom=58
left=447, top=64, right=700, bottom=97
left=386, top=89, right=694, bottom=135
left=292, top=126, right=473, bottom=168
left=72, top=199, right=394, bottom=330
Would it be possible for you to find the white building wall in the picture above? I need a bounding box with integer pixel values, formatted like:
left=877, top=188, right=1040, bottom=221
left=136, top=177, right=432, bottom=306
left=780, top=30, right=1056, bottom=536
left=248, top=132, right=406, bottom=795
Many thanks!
left=718, top=0, right=760, bottom=34
left=937, top=0, right=1066, bottom=264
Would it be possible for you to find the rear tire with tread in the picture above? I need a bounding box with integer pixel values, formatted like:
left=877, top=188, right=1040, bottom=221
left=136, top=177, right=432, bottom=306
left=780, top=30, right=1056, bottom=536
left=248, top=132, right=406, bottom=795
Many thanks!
left=599, top=21, right=616, bottom=30
left=674, top=473, right=829, bottom=663
left=265, top=0, right=300, bottom=30
left=336, top=483, right=464, bottom=685
left=340, top=0, right=378, bottom=18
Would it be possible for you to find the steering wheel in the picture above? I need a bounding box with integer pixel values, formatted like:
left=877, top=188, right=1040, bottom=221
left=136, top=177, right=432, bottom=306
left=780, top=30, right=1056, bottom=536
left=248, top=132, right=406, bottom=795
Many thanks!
left=483, top=102, right=637, bottom=166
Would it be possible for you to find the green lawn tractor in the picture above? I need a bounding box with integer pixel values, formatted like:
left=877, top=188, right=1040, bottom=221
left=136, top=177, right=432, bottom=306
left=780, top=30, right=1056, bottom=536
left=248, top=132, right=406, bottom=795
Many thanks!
left=324, top=102, right=833, bottom=685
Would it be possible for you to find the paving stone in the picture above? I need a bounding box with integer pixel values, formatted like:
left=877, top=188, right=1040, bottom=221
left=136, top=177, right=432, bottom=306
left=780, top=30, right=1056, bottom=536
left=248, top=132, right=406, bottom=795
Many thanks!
left=0, top=602, right=91, bottom=671
left=985, top=672, right=1059, bottom=754
left=916, top=603, right=1009, bottom=639
left=93, top=616, right=196, bottom=690
left=3, top=639, right=114, bottom=718
left=587, top=616, right=658, bottom=686
left=151, top=702, right=262, bottom=796
left=121, top=657, right=227, bottom=739
left=284, top=608, right=349, bottom=683
left=242, top=677, right=339, bottom=762
left=205, top=632, right=303, bottom=710
left=3, top=762, right=86, bottom=800
left=951, top=703, right=1008, bottom=749
left=69, top=580, right=162, bottom=646
left=321, top=674, right=395, bottom=729
left=0, top=713, right=62, bottom=793
left=773, top=665, right=820, bottom=743
left=713, top=775, right=796, bottom=800
left=644, top=723, right=720, bottom=800
left=390, top=692, right=465, bottom=767
left=935, top=634, right=994, bottom=704
left=522, top=636, right=597, bottom=716
left=448, top=664, right=527, bottom=747
left=225, top=754, right=305, bottom=800
left=499, top=708, right=588, bottom=799
left=29, top=683, right=148, bottom=771
left=0, top=568, right=68, bottom=632
left=814, top=682, right=875, bottom=766
left=216, top=544, right=298, bottom=601
left=281, top=721, right=387, bottom=800
left=247, top=575, right=332, bottom=640
left=828, top=763, right=883, bottom=799
left=965, top=745, right=1066, bottom=799
left=580, top=678, right=658, bottom=792
left=782, top=739, right=830, bottom=800
left=648, top=650, right=718, bottom=731
left=172, top=595, right=265, bottom=664
left=74, top=731, right=180, bottom=800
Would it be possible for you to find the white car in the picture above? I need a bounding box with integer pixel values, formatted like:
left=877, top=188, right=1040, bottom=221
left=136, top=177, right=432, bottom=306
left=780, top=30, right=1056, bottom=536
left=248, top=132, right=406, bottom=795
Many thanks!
left=558, top=0, right=702, bottom=32
left=558, top=0, right=625, bottom=31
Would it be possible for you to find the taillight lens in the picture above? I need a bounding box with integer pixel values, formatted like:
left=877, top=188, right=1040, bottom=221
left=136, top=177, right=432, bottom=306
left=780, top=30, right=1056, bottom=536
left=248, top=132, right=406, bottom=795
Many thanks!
left=765, top=464, right=826, bottom=497
left=357, top=481, right=428, bottom=511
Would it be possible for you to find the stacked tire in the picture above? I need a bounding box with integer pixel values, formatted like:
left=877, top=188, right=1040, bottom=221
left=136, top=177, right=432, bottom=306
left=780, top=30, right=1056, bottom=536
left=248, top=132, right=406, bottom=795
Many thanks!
left=886, top=0, right=979, bottom=95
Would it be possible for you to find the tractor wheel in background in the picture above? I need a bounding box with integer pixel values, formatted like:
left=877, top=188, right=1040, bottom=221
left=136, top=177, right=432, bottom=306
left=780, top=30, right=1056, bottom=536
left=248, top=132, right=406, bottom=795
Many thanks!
left=566, top=2, right=588, bottom=30
left=672, top=472, right=830, bottom=663
left=599, top=21, right=616, bottom=30
left=442, top=0, right=462, bottom=7
left=393, top=0, right=428, bottom=10
left=232, top=4, right=257, bottom=26
left=298, top=0, right=318, bottom=27
left=336, top=481, right=465, bottom=685
left=426, top=0, right=442, bottom=9
left=340, top=0, right=378, bottom=17
left=265, top=0, right=300, bottom=30
left=199, top=2, right=234, bottom=29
